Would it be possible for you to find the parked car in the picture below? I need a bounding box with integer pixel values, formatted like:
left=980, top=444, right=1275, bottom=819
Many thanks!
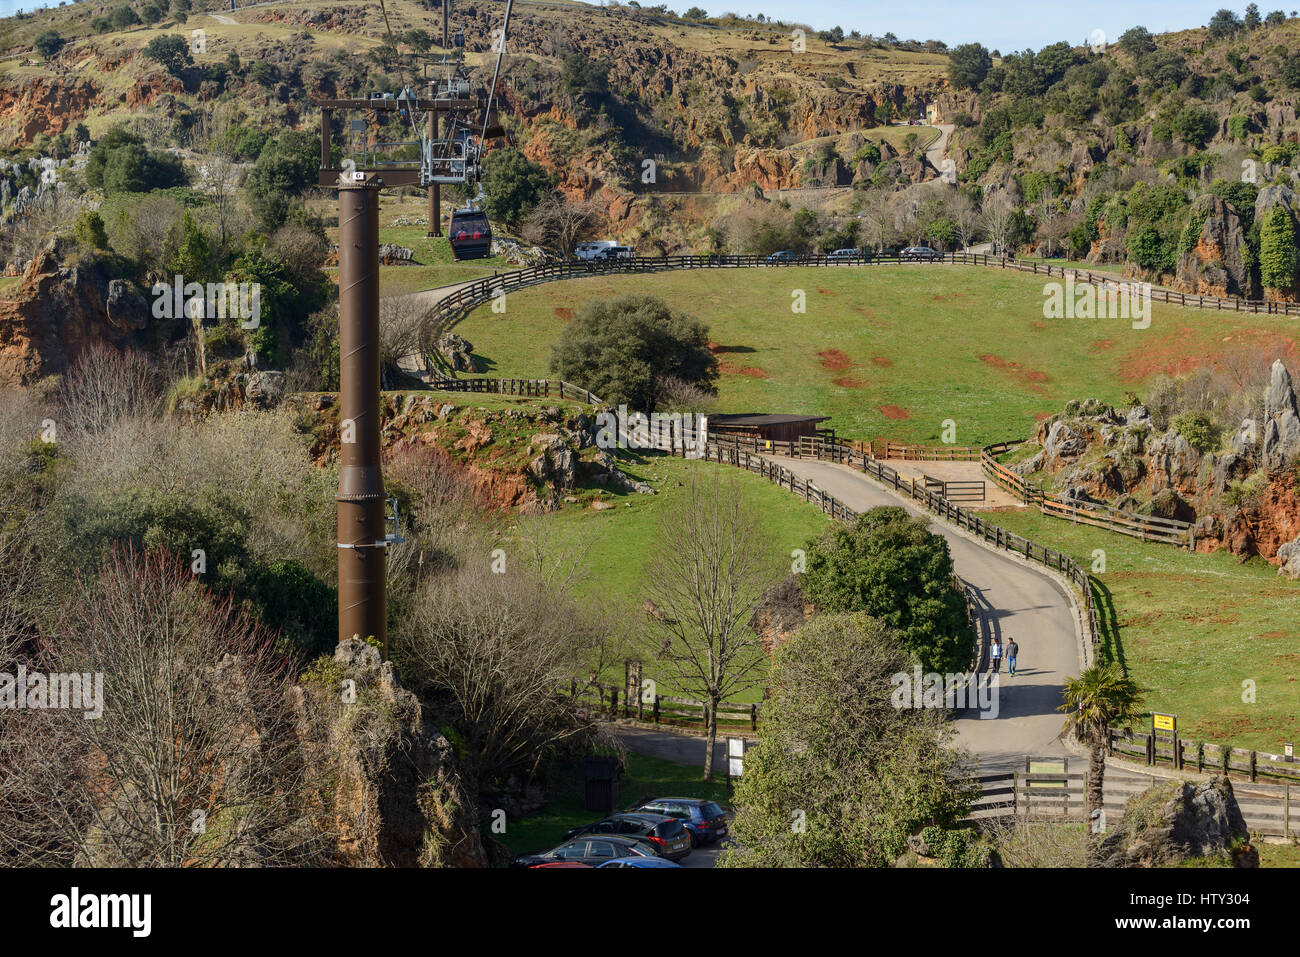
left=593, top=245, right=635, bottom=261
left=574, top=240, right=617, bottom=261
left=633, top=798, right=729, bottom=847
left=901, top=246, right=942, bottom=261
left=596, top=857, right=683, bottom=868
left=827, top=248, right=864, bottom=262
left=562, top=812, right=692, bottom=861
left=512, top=834, right=661, bottom=868
left=766, top=249, right=797, bottom=263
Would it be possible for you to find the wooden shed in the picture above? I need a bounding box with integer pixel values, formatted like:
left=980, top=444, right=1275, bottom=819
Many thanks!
left=704, top=413, right=832, bottom=445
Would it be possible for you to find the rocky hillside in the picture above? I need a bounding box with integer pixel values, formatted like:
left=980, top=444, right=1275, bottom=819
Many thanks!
left=1009, top=360, right=1300, bottom=573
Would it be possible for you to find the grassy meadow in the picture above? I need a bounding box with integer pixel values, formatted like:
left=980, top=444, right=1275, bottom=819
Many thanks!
left=454, top=263, right=1300, bottom=446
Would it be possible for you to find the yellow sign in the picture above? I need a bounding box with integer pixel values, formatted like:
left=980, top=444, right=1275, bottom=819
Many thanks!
left=1153, top=713, right=1176, bottom=733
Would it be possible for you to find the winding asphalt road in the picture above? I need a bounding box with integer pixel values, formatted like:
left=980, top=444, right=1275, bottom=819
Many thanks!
left=771, top=456, right=1081, bottom=770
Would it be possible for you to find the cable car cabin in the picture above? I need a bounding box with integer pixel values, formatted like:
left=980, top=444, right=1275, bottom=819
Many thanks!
left=448, top=208, right=492, bottom=260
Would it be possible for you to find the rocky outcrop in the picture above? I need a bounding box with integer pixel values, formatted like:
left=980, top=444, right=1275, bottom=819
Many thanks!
left=435, top=333, right=479, bottom=373
left=294, top=638, right=488, bottom=867
left=749, top=574, right=813, bottom=652
left=1263, top=359, right=1300, bottom=473
left=0, top=247, right=163, bottom=388
left=1174, top=195, right=1260, bottom=300
left=1255, top=185, right=1300, bottom=300
left=1100, top=777, right=1256, bottom=868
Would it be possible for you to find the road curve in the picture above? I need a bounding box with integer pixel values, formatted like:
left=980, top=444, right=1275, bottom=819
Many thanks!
left=772, top=456, right=1081, bottom=770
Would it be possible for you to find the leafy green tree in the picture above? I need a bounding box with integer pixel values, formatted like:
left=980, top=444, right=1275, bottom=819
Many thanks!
left=1207, top=8, right=1243, bottom=38
left=800, top=507, right=974, bottom=674
left=110, top=5, right=141, bottom=29
left=1266, top=10, right=1286, bottom=26
left=73, top=210, right=110, bottom=249
left=1059, top=664, right=1145, bottom=824
left=244, top=131, right=320, bottom=230
left=403, top=28, right=433, bottom=52
left=948, top=43, right=992, bottom=89
left=683, top=6, right=707, bottom=19
left=1170, top=104, right=1217, bottom=147
left=718, top=613, right=977, bottom=868
left=142, top=34, right=192, bottom=76
left=1117, top=25, right=1155, bottom=56
left=481, top=147, right=553, bottom=226
left=226, top=249, right=297, bottom=367
left=139, top=1, right=163, bottom=24
left=1260, top=203, right=1297, bottom=290
left=548, top=294, right=716, bottom=410
left=1245, top=2, right=1262, bottom=28
left=558, top=53, right=610, bottom=99
left=33, top=29, right=64, bottom=59
left=1127, top=223, right=1174, bottom=273
left=84, top=127, right=187, bottom=193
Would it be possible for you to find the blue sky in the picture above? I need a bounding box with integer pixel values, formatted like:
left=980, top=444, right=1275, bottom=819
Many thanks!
left=701, top=1, right=1274, bottom=50
left=0, top=1, right=1278, bottom=50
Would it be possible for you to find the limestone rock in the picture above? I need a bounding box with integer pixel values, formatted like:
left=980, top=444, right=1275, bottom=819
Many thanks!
left=1100, top=776, right=1255, bottom=868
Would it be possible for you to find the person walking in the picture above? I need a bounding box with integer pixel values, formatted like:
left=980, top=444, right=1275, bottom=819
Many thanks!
left=990, top=637, right=1002, bottom=674
left=1006, top=638, right=1019, bottom=677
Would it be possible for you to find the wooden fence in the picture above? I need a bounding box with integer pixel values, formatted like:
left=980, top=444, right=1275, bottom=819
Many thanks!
left=419, top=250, right=1300, bottom=388
left=567, top=680, right=760, bottom=731
left=1110, top=728, right=1300, bottom=784
left=428, top=375, right=602, bottom=404
left=707, top=434, right=1103, bottom=662
left=980, top=440, right=1194, bottom=547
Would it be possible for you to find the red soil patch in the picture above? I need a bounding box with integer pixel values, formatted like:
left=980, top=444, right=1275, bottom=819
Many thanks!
left=1261, top=631, right=1287, bottom=639
left=554, top=307, right=574, bottom=320
left=1090, top=338, right=1115, bottom=351
left=1032, top=321, right=1047, bottom=329
left=979, top=353, right=1050, bottom=387
left=879, top=405, right=911, bottom=420
left=818, top=349, right=852, bottom=372
left=1118, top=329, right=1300, bottom=383
left=817, top=288, right=834, bottom=295
left=1033, top=411, right=1053, bottom=421
left=870, top=356, right=894, bottom=367
left=719, top=359, right=770, bottom=379
left=833, top=377, right=869, bottom=388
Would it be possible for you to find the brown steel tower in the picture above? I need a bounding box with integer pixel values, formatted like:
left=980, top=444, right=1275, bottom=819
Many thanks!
left=336, top=176, right=388, bottom=651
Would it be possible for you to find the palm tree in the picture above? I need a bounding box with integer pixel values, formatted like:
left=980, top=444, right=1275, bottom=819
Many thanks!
left=1059, top=664, right=1145, bottom=824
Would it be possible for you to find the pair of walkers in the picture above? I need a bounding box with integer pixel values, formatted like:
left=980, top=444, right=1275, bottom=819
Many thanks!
left=989, top=638, right=1019, bottom=676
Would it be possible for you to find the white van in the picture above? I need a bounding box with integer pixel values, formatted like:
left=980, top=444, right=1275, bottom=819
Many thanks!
left=574, top=240, right=617, bottom=261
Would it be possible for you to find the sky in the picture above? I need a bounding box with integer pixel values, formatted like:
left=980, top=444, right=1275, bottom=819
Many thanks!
left=0, top=0, right=1277, bottom=50
left=693, top=1, right=1272, bottom=51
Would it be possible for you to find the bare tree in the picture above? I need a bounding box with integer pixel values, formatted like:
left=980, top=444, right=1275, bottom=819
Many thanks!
left=856, top=188, right=897, bottom=254
left=948, top=191, right=982, bottom=251
left=378, top=295, right=428, bottom=387
left=397, top=562, right=602, bottom=796
left=520, top=192, right=604, bottom=258
left=0, top=547, right=321, bottom=866
left=981, top=187, right=1020, bottom=257
left=643, top=471, right=778, bottom=780
left=57, top=344, right=164, bottom=445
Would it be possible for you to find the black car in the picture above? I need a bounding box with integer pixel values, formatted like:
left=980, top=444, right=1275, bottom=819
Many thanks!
left=562, top=812, right=692, bottom=861
left=512, top=834, right=661, bottom=868
left=901, top=246, right=942, bottom=261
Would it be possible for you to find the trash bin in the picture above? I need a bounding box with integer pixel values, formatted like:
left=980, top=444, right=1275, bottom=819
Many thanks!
left=582, top=755, right=622, bottom=813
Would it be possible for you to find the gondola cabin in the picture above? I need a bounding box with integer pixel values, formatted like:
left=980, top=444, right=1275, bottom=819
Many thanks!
left=449, top=207, right=492, bottom=260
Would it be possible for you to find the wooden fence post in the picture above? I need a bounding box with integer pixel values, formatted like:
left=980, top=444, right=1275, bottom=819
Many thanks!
left=653, top=696, right=661, bottom=724
left=750, top=703, right=758, bottom=731
left=1250, top=750, right=1257, bottom=782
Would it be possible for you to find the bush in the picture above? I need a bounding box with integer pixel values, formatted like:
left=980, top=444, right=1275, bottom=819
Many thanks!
left=481, top=147, right=553, bottom=226
left=1260, top=203, right=1297, bottom=290
left=142, top=34, right=192, bottom=76
left=33, top=30, right=64, bottom=59
left=1171, top=411, right=1220, bottom=453
left=84, top=127, right=187, bottom=194
left=548, top=294, right=716, bottom=410
left=72, top=210, right=109, bottom=250
left=801, top=506, right=975, bottom=674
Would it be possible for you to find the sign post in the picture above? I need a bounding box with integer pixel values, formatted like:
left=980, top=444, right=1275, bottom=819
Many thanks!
left=1153, top=713, right=1178, bottom=769
left=726, top=737, right=745, bottom=787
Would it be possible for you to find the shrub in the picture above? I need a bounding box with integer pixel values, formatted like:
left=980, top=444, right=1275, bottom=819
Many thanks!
left=1171, top=411, right=1220, bottom=453
left=33, top=30, right=64, bottom=59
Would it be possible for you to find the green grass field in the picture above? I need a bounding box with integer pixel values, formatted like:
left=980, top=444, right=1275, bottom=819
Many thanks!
left=453, top=264, right=1299, bottom=446
left=980, top=508, right=1300, bottom=754
left=503, top=450, right=830, bottom=700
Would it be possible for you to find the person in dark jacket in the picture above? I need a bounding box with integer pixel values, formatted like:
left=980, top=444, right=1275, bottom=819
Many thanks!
left=1006, top=638, right=1019, bottom=676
